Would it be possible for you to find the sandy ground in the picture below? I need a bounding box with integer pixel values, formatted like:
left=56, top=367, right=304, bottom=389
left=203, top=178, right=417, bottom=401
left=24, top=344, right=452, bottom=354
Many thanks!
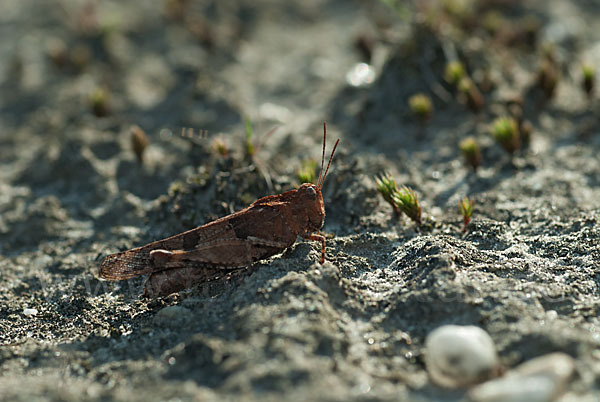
left=1, top=0, right=600, bottom=400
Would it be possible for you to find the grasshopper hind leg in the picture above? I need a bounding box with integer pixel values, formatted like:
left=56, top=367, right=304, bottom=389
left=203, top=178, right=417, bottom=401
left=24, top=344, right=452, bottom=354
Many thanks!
left=143, top=265, right=234, bottom=298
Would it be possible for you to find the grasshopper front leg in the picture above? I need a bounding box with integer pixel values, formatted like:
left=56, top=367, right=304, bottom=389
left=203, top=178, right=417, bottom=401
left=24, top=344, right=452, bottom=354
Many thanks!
left=303, top=232, right=326, bottom=264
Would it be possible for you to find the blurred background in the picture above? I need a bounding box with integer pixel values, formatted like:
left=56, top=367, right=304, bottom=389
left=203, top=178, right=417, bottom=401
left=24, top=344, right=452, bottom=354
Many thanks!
left=2, top=1, right=600, bottom=400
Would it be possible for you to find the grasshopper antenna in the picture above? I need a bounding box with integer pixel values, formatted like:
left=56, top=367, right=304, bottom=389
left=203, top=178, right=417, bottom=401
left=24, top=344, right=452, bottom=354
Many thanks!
left=318, top=123, right=339, bottom=190
left=317, top=122, right=327, bottom=188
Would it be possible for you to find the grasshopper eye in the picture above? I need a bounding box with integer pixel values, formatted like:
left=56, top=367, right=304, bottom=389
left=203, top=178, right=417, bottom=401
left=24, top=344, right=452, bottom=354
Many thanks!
left=305, top=186, right=317, bottom=198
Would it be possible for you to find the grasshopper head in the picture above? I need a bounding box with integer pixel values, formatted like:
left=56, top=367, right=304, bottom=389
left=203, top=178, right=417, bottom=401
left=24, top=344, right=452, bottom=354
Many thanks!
left=296, top=183, right=325, bottom=231
left=294, top=122, right=340, bottom=236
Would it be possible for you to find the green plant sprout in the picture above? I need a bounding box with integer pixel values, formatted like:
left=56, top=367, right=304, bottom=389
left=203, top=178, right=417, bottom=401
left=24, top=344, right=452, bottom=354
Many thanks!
left=393, top=186, right=422, bottom=226
left=490, top=116, right=520, bottom=154
left=240, top=117, right=279, bottom=190
left=445, top=61, right=466, bottom=86
left=459, top=137, right=481, bottom=171
left=297, top=159, right=318, bottom=184
left=482, top=10, right=504, bottom=34
left=245, top=117, right=255, bottom=158
left=89, top=87, right=109, bottom=117
left=409, top=93, right=434, bottom=123
left=582, top=63, right=595, bottom=98
left=458, top=196, right=474, bottom=232
left=243, top=117, right=278, bottom=160
left=442, top=0, right=474, bottom=22
left=537, top=60, right=558, bottom=100
left=375, top=173, right=401, bottom=215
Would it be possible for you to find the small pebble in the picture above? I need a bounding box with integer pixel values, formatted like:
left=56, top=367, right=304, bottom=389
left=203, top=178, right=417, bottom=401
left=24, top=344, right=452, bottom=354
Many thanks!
left=469, top=352, right=575, bottom=402
left=23, top=308, right=38, bottom=316
left=425, top=325, right=499, bottom=388
left=346, top=63, right=375, bottom=87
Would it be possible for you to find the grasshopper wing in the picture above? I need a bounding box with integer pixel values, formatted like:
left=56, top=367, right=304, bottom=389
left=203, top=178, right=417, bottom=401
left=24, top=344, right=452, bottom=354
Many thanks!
left=99, top=202, right=296, bottom=280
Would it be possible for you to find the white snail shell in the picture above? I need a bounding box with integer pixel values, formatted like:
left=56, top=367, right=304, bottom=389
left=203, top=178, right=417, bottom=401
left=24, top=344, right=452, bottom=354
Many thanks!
left=425, top=325, right=499, bottom=388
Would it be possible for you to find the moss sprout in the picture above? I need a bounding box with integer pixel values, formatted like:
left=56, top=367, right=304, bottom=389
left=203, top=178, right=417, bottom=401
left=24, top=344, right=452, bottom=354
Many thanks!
left=245, top=117, right=255, bottom=158
left=89, top=87, right=109, bottom=117
left=482, top=10, right=504, bottom=35
left=375, top=173, right=401, bottom=215
left=459, top=137, right=481, bottom=171
left=393, top=186, right=422, bottom=226
left=442, top=0, right=473, bottom=20
left=409, top=93, right=434, bottom=123
left=458, top=196, right=474, bottom=232
left=537, top=60, right=559, bottom=100
left=376, top=175, right=423, bottom=225
left=490, top=116, right=520, bottom=154
left=582, top=63, right=595, bottom=98
left=130, top=125, right=149, bottom=164
left=297, top=159, right=318, bottom=185
left=445, top=61, right=466, bottom=86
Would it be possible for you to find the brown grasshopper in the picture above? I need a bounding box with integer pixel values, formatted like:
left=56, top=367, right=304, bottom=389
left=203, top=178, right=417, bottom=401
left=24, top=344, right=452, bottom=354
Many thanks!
left=99, top=123, right=339, bottom=297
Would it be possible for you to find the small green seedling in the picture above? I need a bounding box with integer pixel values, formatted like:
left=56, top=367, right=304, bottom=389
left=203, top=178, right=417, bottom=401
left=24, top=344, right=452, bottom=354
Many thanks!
left=445, top=61, right=466, bottom=86
left=245, top=117, right=255, bottom=158
left=375, top=173, right=401, bottom=215
left=297, top=159, right=318, bottom=184
left=89, top=87, right=109, bottom=117
left=490, top=116, right=520, bottom=154
left=409, top=93, right=434, bottom=123
left=130, top=125, right=149, bottom=164
left=243, top=117, right=278, bottom=160
left=240, top=118, right=279, bottom=190
left=581, top=63, right=595, bottom=98
left=458, top=196, right=474, bottom=232
left=459, top=137, right=482, bottom=171
left=482, top=10, right=504, bottom=35
left=442, top=0, right=473, bottom=20
left=458, top=77, right=484, bottom=112
left=393, top=186, right=422, bottom=226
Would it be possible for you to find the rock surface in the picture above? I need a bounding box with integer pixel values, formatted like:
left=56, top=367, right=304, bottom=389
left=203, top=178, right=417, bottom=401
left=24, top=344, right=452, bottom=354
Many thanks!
left=469, top=352, right=575, bottom=402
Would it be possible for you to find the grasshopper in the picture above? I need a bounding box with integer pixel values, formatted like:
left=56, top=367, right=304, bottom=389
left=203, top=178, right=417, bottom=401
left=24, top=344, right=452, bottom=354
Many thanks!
left=99, top=123, right=339, bottom=297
